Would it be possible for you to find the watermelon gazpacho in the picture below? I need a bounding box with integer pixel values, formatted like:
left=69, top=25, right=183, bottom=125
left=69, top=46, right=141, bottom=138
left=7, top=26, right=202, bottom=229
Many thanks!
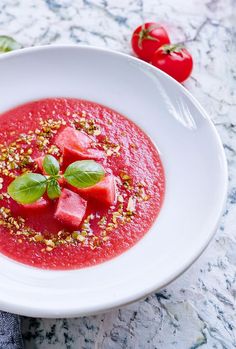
left=0, top=98, right=165, bottom=270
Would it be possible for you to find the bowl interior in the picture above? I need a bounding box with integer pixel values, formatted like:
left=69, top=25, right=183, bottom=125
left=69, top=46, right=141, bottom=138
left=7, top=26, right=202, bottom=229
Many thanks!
left=0, top=46, right=227, bottom=317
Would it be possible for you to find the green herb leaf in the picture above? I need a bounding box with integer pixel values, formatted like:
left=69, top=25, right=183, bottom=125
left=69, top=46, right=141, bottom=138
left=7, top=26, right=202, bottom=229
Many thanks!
left=7, top=173, right=47, bottom=204
left=0, top=36, right=21, bottom=53
left=47, top=179, right=61, bottom=199
left=43, top=155, right=60, bottom=175
left=64, top=160, right=105, bottom=188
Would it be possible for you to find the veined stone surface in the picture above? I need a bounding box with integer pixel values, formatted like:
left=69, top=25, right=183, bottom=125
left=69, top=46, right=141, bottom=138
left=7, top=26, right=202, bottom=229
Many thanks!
left=0, top=0, right=235, bottom=348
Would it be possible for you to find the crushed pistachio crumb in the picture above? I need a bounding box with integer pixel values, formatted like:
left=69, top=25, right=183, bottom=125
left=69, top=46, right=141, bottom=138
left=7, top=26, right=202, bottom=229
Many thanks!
left=102, top=137, right=121, bottom=156
left=72, top=117, right=101, bottom=137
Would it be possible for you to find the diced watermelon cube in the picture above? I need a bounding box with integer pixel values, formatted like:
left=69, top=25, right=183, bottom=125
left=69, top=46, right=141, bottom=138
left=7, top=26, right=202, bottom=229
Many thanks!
left=55, top=126, right=104, bottom=167
left=55, top=127, right=92, bottom=152
left=54, top=188, right=87, bottom=228
left=22, top=197, right=50, bottom=211
left=69, top=175, right=117, bottom=206
left=62, top=146, right=104, bottom=168
left=34, top=156, right=44, bottom=173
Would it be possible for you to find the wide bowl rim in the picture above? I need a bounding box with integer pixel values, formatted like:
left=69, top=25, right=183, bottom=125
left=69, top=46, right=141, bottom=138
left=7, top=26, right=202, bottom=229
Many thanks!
left=0, top=45, right=228, bottom=318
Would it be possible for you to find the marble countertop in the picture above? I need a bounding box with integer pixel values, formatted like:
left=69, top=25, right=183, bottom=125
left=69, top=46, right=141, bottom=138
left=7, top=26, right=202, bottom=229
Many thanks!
left=0, top=0, right=235, bottom=348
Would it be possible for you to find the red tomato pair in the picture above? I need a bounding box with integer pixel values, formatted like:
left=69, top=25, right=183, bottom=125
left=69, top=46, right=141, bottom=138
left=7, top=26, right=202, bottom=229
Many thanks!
left=131, top=23, right=193, bottom=83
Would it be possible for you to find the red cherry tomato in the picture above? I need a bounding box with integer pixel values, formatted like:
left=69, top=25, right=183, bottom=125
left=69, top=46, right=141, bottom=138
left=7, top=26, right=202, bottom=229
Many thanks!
left=131, top=22, right=170, bottom=62
left=151, top=44, right=193, bottom=83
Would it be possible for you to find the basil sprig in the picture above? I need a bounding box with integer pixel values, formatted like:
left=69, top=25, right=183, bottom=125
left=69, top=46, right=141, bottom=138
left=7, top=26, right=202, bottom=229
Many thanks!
left=47, top=178, right=61, bottom=199
left=8, top=173, right=47, bottom=204
left=43, top=155, right=60, bottom=176
left=0, top=36, right=21, bottom=53
left=7, top=156, right=105, bottom=204
left=64, top=160, right=105, bottom=188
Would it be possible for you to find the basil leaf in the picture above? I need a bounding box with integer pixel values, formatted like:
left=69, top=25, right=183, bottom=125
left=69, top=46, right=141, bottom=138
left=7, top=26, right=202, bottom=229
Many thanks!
left=7, top=173, right=47, bottom=204
left=64, top=160, right=105, bottom=188
left=47, top=179, right=61, bottom=199
left=43, top=155, right=60, bottom=175
left=0, top=36, right=21, bottom=53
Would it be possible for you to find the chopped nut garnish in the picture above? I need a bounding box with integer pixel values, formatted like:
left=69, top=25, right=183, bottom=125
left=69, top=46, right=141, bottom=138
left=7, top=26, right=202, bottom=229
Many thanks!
left=72, top=231, right=79, bottom=240
left=0, top=118, right=65, bottom=177
left=102, top=236, right=110, bottom=241
left=127, top=197, right=136, bottom=213
left=120, top=172, right=133, bottom=190
left=72, top=117, right=101, bottom=137
left=117, top=195, right=124, bottom=203
left=100, top=136, right=121, bottom=156
left=34, top=234, right=44, bottom=242
left=77, top=234, right=86, bottom=242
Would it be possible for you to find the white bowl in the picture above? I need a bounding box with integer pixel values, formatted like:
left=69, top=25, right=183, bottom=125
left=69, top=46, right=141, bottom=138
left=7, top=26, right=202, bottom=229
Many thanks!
left=0, top=46, right=227, bottom=318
